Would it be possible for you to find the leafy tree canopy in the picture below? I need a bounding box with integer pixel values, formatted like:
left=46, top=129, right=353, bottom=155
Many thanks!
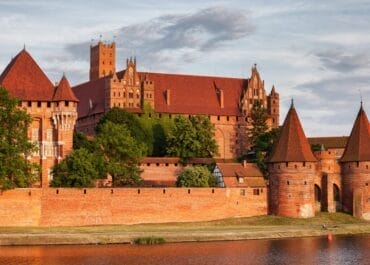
left=166, top=115, right=218, bottom=162
left=245, top=102, right=279, bottom=174
left=97, top=107, right=153, bottom=155
left=249, top=101, right=269, bottom=148
left=176, top=166, right=217, bottom=187
left=96, top=121, right=145, bottom=186
left=0, top=87, right=39, bottom=189
left=51, top=148, right=100, bottom=188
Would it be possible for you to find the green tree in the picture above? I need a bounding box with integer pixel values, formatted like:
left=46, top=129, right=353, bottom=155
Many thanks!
left=166, top=116, right=199, bottom=161
left=246, top=128, right=280, bottom=174
left=73, top=131, right=106, bottom=178
left=176, top=166, right=217, bottom=187
left=166, top=115, right=218, bottom=162
left=248, top=101, right=269, bottom=147
left=96, top=121, right=145, bottom=186
left=51, top=148, right=100, bottom=187
left=97, top=107, right=153, bottom=155
left=190, top=115, right=218, bottom=158
left=0, top=87, right=39, bottom=189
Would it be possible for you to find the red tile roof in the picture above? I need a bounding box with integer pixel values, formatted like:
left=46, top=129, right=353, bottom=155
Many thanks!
left=0, top=49, right=54, bottom=101
left=53, top=75, right=78, bottom=102
left=73, top=77, right=107, bottom=117
left=216, top=163, right=266, bottom=188
left=308, top=136, right=348, bottom=149
left=340, top=106, right=370, bottom=162
left=268, top=103, right=317, bottom=163
left=140, top=72, right=247, bottom=116
left=73, top=71, right=249, bottom=118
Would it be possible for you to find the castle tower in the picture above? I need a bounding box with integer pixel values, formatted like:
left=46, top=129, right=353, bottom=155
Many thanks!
left=0, top=49, right=78, bottom=188
left=240, top=64, right=267, bottom=116
left=267, top=101, right=317, bottom=218
left=142, top=73, right=155, bottom=109
left=340, top=105, right=370, bottom=217
left=89, top=41, right=116, bottom=81
left=267, top=86, right=279, bottom=128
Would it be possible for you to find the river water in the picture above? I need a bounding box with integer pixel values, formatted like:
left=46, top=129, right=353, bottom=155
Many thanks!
left=0, top=235, right=369, bottom=265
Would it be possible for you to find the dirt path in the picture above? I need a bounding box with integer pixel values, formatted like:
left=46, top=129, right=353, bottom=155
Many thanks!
left=1, top=223, right=369, bottom=246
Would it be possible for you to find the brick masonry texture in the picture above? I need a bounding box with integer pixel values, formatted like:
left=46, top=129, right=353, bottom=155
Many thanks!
left=0, top=188, right=267, bottom=227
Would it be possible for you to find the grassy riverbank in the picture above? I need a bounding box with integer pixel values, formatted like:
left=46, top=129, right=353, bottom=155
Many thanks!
left=0, top=213, right=369, bottom=246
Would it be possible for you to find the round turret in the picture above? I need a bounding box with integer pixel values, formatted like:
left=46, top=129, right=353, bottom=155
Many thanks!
left=268, top=101, right=317, bottom=218
left=340, top=106, right=370, bottom=216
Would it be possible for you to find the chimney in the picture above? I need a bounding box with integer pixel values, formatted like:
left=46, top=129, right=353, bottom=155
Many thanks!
left=166, top=89, right=170, bottom=106
left=219, top=89, right=224, bottom=108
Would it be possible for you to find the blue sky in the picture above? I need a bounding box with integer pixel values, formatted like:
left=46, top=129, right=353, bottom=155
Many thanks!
left=1, top=0, right=370, bottom=136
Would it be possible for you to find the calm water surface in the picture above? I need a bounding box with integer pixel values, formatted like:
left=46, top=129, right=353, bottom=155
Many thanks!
left=0, top=235, right=370, bottom=265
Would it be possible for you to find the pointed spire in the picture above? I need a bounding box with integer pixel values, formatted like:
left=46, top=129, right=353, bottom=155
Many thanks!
left=53, top=75, right=78, bottom=102
left=268, top=103, right=317, bottom=163
left=0, top=49, right=54, bottom=100
left=291, top=98, right=294, bottom=108
left=271, top=85, right=276, bottom=95
left=23, top=44, right=26, bottom=51
left=340, top=106, right=370, bottom=162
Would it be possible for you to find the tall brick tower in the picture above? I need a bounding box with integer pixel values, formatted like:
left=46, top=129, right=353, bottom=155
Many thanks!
left=340, top=105, right=370, bottom=217
left=267, top=101, right=317, bottom=218
left=89, top=41, right=116, bottom=81
left=267, top=86, right=279, bottom=128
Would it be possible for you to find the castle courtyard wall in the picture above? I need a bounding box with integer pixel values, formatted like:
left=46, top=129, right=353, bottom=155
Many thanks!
left=0, top=188, right=267, bottom=227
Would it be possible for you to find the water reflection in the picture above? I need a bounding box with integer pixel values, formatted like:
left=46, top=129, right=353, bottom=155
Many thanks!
left=0, top=235, right=369, bottom=265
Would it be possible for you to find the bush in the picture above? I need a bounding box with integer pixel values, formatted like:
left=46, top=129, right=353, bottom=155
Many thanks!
left=133, top=236, right=165, bottom=245
left=176, top=166, right=217, bottom=187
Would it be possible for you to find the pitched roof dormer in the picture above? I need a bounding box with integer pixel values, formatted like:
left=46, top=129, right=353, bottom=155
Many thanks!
left=0, top=49, right=54, bottom=101
left=53, top=75, right=79, bottom=102
left=340, top=105, right=370, bottom=162
left=268, top=100, right=317, bottom=163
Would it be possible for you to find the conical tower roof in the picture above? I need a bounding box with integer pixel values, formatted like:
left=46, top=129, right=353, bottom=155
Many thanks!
left=340, top=105, right=370, bottom=162
left=268, top=101, right=317, bottom=163
left=53, top=75, right=78, bottom=102
left=0, top=49, right=54, bottom=101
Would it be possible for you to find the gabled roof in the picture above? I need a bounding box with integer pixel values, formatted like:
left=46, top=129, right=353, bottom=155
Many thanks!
left=308, top=136, right=348, bottom=149
left=138, top=72, right=247, bottom=116
left=340, top=106, right=370, bottom=162
left=268, top=102, right=317, bottom=163
left=0, top=49, right=54, bottom=101
left=216, top=162, right=266, bottom=188
left=53, top=75, right=78, bottom=102
left=73, top=77, right=108, bottom=117
left=73, top=71, right=249, bottom=118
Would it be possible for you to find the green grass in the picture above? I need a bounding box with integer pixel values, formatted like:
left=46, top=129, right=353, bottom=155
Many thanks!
left=0, top=212, right=366, bottom=235
left=133, top=236, right=165, bottom=245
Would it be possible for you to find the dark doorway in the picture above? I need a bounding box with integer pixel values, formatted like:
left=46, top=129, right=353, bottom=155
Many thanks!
left=333, top=184, right=341, bottom=211
left=314, top=184, right=322, bottom=212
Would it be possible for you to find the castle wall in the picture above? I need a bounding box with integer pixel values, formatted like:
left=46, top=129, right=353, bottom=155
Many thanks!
left=268, top=162, right=316, bottom=218
left=314, top=150, right=342, bottom=212
left=0, top=188, right=267, bottom=227
left=139, top=162, right=182, bottom=187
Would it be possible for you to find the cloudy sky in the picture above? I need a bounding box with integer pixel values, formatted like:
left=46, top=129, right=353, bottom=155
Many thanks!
left=1, top=0, right=370, bottom=137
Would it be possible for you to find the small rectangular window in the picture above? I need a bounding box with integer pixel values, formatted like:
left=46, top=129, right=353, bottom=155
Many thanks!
left=253, top=189, right=260, bottom=195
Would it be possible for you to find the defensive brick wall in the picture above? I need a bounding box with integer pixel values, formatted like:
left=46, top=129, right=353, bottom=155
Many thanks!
left=0, top=188, right=267, bottom=227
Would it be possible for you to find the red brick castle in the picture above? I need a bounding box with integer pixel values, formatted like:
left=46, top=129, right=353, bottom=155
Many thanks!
left=73, top=41, right=280, bottom=159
